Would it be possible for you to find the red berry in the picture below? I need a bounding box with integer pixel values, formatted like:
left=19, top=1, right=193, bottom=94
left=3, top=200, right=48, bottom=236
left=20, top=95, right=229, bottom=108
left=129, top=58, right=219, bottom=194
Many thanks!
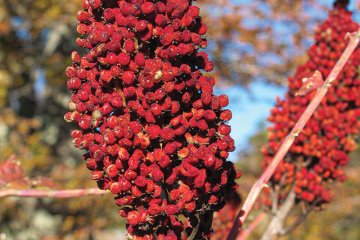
left=122, top=71, right=136, bottom=85
left=89, top=0, right=101, bottom=9
left=118, top=52, right=131, bottom=66
left=218, top=94, right=229, bottom=107
left=127, top=211, right=140, bottom=225
left=106, top=164, right=118, bottom=178
left=141, top=2, right=155, bottom=15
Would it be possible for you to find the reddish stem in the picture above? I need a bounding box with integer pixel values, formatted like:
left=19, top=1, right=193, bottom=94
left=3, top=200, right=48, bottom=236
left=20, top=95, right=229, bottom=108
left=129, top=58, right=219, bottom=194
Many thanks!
left=226, top=29, right=360, bottom=240
left=0, top=188, right=108, bottom=198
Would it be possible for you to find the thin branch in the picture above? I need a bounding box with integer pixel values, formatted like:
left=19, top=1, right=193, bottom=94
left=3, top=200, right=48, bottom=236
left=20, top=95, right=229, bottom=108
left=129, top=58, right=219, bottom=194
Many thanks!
left=188, top=214, right=201, bottom=240
left=260, top=189, right=296, bottom=240
left=270, top=186, right=280, bottom=215
left=226, top=29, right=360, bottom=240
left=280, top=207, right=313, bottom=236
left=237, top=212, right=267, bottom=240
left=0, top=188, right=108, bottom=198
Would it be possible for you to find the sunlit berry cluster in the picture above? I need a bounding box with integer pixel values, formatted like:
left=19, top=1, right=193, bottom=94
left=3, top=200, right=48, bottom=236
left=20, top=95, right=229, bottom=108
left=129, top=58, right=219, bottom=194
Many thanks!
left=65, top=0, right=240, bottom=238
left=262, top=4, right=359, bottom=207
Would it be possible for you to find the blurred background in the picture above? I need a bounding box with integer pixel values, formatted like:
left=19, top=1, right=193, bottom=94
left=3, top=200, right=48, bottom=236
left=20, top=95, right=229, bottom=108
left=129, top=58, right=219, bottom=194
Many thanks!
left=0, top=0, right=359, bottom=239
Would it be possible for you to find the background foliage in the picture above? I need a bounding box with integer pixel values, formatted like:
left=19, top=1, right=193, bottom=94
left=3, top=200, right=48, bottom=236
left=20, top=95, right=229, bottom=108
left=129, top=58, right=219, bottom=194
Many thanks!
left=0, top=0, right=359, bottom=239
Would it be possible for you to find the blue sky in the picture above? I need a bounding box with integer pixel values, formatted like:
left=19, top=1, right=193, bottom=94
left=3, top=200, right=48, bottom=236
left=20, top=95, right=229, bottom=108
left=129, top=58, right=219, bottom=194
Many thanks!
left=215, top=83, right=285, bottom=161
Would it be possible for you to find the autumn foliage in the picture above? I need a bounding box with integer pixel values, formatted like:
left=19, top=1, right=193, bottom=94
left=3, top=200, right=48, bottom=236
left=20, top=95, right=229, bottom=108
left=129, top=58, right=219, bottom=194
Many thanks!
left=0, top=0, right=360, bottom=239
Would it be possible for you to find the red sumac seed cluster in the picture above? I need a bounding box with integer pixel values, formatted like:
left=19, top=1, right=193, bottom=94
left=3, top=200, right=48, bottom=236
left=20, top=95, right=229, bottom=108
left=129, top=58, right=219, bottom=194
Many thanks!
left=262, top=3, right=359, bottom=207
left=65, top=0, right=240, bottom=239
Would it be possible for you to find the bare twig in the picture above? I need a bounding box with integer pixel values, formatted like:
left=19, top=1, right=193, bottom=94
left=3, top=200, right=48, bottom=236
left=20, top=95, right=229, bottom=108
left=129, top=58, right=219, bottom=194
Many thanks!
left=260, top=189, right=296, bottom=240
left=226, top=29, right=360, bottom=240
left=188, top=214, right=201, bottom=240
left=280, top=207, right=313, bottom=236
left=0, top=188, right=108, bottom=198
left=270, top=186, right=280, bottom=215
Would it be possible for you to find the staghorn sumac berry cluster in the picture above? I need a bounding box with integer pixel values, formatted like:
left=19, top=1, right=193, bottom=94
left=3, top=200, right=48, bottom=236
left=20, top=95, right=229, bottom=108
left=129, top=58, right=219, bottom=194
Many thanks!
left=65, top=0, right=240, bottom=239
left=262, top=2, right=359, bottom=207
